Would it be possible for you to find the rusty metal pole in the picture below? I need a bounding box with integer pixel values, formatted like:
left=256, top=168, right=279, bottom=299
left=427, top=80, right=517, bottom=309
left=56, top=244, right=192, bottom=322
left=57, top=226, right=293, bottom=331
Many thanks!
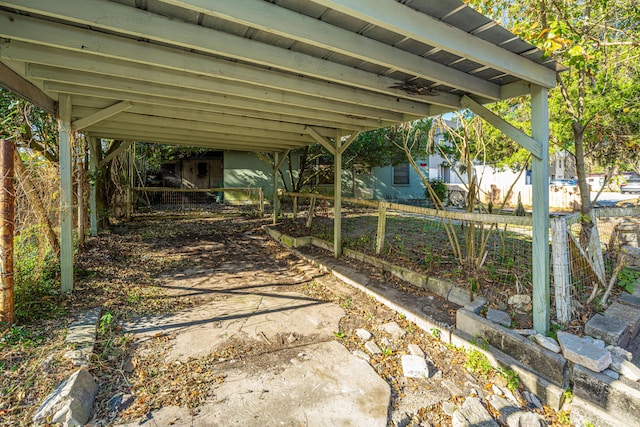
left=0, top=139, right=15, bottom=325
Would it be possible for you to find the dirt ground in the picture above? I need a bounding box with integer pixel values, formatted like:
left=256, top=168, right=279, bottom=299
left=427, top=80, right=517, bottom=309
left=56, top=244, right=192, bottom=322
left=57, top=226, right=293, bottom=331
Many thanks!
left=1, top=208, right=570, bottom=426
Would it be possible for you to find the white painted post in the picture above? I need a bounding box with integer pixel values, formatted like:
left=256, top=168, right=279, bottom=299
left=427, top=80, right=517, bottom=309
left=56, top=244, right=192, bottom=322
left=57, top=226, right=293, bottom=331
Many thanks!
left=334, top=131, right=342, bottom=257
left=376, top=202, right=387, bottom=254
left=89, top=137, right=98, bottom=236
left=58, top=93, right=74, bottom=293
left=258, top=187, right=264, bottom=217
left=550, top=217, right=571, bottom=325
left=272, top=152, right=279, bottom=225
left=531, top=85, right=550, bottom=334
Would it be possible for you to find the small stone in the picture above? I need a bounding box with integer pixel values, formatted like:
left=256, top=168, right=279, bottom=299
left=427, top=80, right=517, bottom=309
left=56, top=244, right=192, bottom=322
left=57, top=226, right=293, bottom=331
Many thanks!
left=287, top=333, right=297, bottom=343
left=355, top=328, right=372, bottom=342
left=401, top=355, right=429, bottom=378
left=432, top=371, right=443, bottom=380
left=441, top=379, right=465, bottom=397
left=610, top=354, right=640, bottom=381
left=407, top=343, right=425, bottom=358
left=451, top=397, right=499, bottom=427
left=464, top=296, right=488, bottom=314
left=557, top=331, right=612, bottom=372
left=486, top=308, right=512, bottom=327
left=508, top=294, right=531, bottom=309
left=501, top=387, right=520, bottom=406
left=378, top=322, right=406, bottom=340
left=365, top=341, right=382, bottom=355
left=532, top=333, right=561, bottom=353
left=602, top=369, right=620, bottom=380
left=352, top=350, right=370, bottom=362
left=122, top=357, right=135, bottom=373
left=108, top=393, right=133, bottom=413
left=442, top=401, right=458, bottom=416
left=380, top=337, right=392, bottom=348
left=513, top=329, right=537, bottom=336
left=491, top=384, right=504, bottom=396
left=606, top=345, right=633, bottom=361
left=523, top=391, right=543, bottom=410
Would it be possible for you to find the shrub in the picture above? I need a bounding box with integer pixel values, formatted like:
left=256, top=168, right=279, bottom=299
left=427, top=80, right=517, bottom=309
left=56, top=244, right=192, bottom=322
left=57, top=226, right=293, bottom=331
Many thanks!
left=425, top=178, right=447, bottom=205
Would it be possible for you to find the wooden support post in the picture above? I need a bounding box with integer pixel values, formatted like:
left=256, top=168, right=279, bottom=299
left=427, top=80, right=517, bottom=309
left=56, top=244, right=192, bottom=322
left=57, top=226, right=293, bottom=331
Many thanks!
left=334, top=130, right=342, bottom=257
left=89, top=137, right=99, bottom=236
left=258, top=187, right=264, bottom=217
left=550, top=217, right=571, bottom=325
left=531, top=85, right=550, bottom=334
left=77, top=158, right=85, bottom=248
left=0, top=140, right=15, bottom=324
left=307, top=196, right=316, bottom=228
left=376, top=202, right=388, bottom=255
left=272, top=152, right=279, bottom=225
left=126, top=143, right=133, bottom=221
left=58, top=93, right=74, bottom=293
left=292, top=196, right=298, bottom=219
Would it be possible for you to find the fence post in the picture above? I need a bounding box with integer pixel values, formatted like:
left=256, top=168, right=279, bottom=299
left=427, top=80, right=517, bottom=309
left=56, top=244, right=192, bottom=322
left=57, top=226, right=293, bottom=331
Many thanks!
left=376, top=202, right=387, bottom=255
left=89, top=137, right=98, bottom=236
left=259, top=188, right=264, bottom=217
left=550, top=217, right=571, bottom=325
left=0, top=140, right=14, bottom=324
left=307, top=196, right=316, bottom=228
left=587, top=213, right=606, bottom=284
left=292, top=195, right=298, bottom=219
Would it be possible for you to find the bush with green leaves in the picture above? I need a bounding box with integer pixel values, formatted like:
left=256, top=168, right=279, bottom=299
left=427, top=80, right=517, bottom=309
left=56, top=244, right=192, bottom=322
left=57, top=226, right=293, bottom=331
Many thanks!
left=425, top=178, right=447, bottom=205
left=14, top=224, right=62, bottom=321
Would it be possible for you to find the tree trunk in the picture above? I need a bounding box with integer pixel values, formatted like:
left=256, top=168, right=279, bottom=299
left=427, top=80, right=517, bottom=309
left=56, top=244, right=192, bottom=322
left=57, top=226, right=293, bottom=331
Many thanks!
left=573, top=122, right=591, bottom=216
left=13, top=150, right=60, bottom=257
left=0, top=140, right=15, bottom=324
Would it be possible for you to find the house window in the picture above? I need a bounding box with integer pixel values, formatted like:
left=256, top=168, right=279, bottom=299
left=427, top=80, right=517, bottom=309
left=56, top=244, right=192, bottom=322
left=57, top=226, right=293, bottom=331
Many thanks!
left=197, top=162, right=207, bottom=177
left=393, top=163, right=410, bottom=185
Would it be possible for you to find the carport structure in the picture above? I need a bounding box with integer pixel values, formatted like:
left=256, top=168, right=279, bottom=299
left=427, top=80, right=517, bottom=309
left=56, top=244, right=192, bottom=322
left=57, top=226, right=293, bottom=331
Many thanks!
left=0, top=0, right=560, bottom=332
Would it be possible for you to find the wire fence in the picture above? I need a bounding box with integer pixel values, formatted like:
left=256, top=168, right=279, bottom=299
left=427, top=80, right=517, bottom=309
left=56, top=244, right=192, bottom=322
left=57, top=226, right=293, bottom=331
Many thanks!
left=279, top=192, right=535, bottom=321
left=131, top=187, right=264, bottom=215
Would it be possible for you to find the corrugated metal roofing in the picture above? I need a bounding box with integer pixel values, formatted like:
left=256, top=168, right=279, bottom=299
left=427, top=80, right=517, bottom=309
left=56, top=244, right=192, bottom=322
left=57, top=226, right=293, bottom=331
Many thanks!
left=0, top=0, right=560, bottom=151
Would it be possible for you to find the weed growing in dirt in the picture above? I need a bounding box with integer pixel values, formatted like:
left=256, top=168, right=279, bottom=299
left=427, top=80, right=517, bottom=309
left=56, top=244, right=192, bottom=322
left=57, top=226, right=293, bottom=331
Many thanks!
left=464, top=348, right=493, bottom=377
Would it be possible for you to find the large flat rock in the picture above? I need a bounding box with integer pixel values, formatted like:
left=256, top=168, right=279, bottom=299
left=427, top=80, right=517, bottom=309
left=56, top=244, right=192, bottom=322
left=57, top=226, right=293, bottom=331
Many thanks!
left=124, top=292, right=344, bottom=362
left=119, top=341, right=390, bottom=427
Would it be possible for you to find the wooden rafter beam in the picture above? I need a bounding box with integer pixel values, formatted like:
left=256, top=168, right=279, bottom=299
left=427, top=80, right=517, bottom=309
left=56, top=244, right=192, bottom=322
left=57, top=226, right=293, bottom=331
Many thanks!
left=461, top=95, right=542, bottom=159
left=339, top=131, right=361, bottom=155
left=98, top=140, right=132, bottom=169
left=72, top=100, right=132, bottom=130
left=306, top=127, right=336, bottom=155
left=0, top=61, right=55, bottom=115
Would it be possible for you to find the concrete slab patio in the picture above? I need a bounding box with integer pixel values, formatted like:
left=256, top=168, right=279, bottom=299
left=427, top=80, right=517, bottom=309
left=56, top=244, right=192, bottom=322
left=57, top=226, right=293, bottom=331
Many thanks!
left=118, top=251, right=391, bottom=426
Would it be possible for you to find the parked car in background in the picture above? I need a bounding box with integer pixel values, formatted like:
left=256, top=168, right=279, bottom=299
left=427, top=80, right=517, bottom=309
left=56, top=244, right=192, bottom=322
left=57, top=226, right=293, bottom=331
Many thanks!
left=550, top=179, right=578, bottom=186
left=620, top=177, right=640, bottom=194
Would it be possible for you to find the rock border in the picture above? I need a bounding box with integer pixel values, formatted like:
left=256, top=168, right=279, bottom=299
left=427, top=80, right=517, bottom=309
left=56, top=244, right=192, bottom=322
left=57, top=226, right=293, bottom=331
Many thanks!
left=266, top=226, right=640, bottom=425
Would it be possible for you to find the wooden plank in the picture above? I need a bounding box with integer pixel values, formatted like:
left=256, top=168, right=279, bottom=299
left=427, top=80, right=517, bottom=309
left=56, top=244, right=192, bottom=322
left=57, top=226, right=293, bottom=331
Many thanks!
left=550, top=217, right=571, bottom=325
left=98, top=140, right=132, bottom=169
left=461, top=95, right=542, bottom=159
left=0, top=61, right=56, bottom=115
left=282, top=191, right=534, bottom=226
left=58, top=93, right=73, bottom=293
left=72, top=100, right=132, bottom=130
left=306, top=127, right=336, bottom=155
left=530, top=85, right=550, bottom=334
left=259, top=187, right=264, bottom=216
left=375, top=202, right=388, bottom=255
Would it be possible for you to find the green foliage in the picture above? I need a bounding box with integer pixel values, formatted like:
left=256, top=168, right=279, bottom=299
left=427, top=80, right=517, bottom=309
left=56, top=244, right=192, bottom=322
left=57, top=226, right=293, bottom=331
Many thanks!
left=464, top=348, right=493, bottom=376
left=0, top=325, right=45, bottom=351
left=381, top=347, right=393, bottom=356
left=99, top=312, right=114, bottom=334
left=425, top=179, right=447, bottom=205
left=618, top=267, right=640, bottom=293
left=498, top=367, right=520, bottom=392
left=548, top=323, right=562, bottom=340
left=333, top=331, right=345, bottom=338
left=430, top=328, right=441, bottom=339
left=14, top=224, right=63, bottom=321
